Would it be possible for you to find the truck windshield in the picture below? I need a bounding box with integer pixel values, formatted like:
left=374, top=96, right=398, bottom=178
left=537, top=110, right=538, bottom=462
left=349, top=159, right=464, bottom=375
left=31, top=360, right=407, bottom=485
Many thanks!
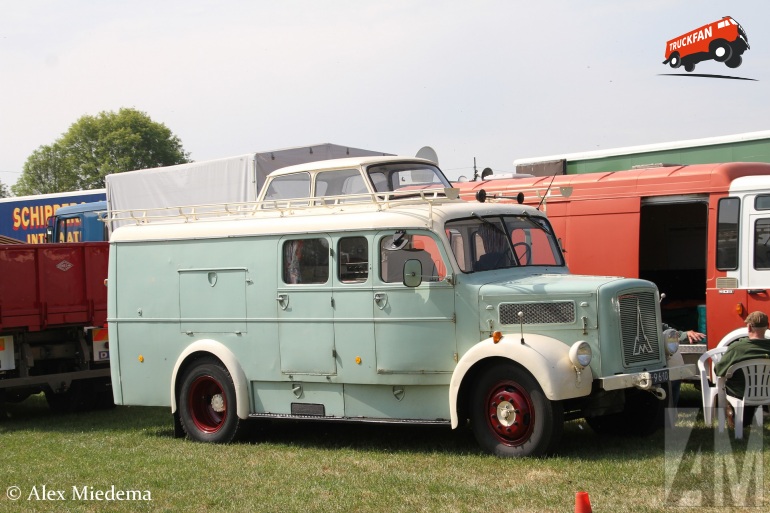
left=445, top=214, right=564, bottom=272
left=366, top=163, right=451, bottom=193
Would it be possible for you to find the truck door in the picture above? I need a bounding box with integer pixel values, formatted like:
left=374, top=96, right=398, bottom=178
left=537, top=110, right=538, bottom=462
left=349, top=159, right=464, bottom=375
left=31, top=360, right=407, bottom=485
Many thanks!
left=332, top=234, right=376, bottom=382
left=276, top=235, right=336, bottom=375
left=373, top=230, right=456, bottom=373
left=747, top=211, right=770, bottom=310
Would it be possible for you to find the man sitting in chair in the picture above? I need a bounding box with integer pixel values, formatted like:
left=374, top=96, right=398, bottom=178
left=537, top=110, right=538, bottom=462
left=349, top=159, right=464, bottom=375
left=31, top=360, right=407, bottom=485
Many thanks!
left=714, top=310, right=770, bottom=427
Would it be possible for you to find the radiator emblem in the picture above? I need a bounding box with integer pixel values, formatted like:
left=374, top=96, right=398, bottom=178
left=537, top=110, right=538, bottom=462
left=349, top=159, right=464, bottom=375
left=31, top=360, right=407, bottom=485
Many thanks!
left=632, top=299, right=653, bottom=356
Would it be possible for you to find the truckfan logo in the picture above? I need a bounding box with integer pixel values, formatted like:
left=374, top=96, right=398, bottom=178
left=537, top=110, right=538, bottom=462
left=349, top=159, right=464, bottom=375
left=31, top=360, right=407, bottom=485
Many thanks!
left=663, top=16, right=749, bottom=73
left=56, top=260, right=74, bottom=272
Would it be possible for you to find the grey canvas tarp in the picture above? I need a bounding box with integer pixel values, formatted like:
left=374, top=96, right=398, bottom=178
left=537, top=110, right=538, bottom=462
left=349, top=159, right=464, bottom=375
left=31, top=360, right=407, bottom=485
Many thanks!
left=105, top=143, right=390, bottom=229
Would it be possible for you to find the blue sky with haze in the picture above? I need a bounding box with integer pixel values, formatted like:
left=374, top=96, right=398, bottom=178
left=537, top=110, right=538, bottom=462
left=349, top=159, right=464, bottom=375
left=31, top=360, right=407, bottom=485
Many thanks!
left=1, top=0, right=768, bottom=186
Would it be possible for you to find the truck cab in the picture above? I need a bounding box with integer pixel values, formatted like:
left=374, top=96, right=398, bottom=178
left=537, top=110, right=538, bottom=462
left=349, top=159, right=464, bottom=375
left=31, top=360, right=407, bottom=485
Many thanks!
left=46, top=201, right=108, bottom=243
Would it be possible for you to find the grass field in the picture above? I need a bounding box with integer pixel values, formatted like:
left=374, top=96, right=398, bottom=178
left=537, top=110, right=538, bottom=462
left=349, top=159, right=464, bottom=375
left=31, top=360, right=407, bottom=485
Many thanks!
left=0, top=384, right=767, bottom=513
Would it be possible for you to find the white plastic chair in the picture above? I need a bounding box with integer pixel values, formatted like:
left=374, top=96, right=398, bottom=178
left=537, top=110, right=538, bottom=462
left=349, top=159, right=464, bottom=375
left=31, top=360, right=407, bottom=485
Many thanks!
left=716, top=359, right=770, bottom=439
left=698, top=346, right=728, bottom=426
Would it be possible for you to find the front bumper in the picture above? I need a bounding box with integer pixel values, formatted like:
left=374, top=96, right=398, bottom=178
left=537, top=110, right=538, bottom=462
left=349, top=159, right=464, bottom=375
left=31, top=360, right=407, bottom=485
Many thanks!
left=598, top=363, right=697, bottom=392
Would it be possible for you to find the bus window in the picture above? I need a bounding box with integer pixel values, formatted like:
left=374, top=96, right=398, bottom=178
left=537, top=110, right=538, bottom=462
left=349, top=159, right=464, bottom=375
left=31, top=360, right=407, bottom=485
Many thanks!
left=282, top=238, right=329, bottom=284
left=264, top=172, right=311, bottom=201
left=716, top=197, right=740, bottom=270
left=338, top=237, right=368, bottom=283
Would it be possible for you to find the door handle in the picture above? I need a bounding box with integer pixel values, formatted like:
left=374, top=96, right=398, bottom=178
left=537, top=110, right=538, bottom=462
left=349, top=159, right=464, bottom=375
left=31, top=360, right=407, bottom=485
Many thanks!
left=374, top=292, right=388, bottom=309
left=276, top=293, right=289, bottom=310
left=748, top=289, right=767, bottom=294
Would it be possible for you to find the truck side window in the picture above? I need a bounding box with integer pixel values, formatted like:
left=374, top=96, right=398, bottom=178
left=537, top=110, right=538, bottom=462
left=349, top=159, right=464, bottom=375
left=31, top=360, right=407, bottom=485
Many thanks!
left=316, top=169, right=367, bottom=199
left=282, top=238, right=329, bottom=284
left=379, top=234, right=445, bottom=283
left=338, top=237, right=368, bottom=283
left=264, top=172, right=311, bottom=201
left=716, top=197, right=740, bottom=270
left=755, top=195, right=770, bottom=210
left=754, top=219, right=770, bottom=270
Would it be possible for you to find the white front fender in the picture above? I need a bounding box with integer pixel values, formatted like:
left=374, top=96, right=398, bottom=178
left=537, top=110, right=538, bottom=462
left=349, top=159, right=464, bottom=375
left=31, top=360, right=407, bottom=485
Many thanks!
left=449, top=334, right=593, bottom=428
left=170, top=339, right=250, bottom=420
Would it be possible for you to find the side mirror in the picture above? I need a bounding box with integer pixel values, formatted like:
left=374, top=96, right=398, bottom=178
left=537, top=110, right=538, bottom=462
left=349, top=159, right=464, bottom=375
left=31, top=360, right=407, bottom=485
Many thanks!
left=45, top=217, right=55, bottom=243
left=403, top=259, right=423, bottom=288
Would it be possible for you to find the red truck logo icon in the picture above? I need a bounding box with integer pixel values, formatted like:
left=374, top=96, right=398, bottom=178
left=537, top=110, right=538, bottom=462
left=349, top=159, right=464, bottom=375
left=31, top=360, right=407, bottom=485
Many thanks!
left=663, top=16, right=749, bottom=72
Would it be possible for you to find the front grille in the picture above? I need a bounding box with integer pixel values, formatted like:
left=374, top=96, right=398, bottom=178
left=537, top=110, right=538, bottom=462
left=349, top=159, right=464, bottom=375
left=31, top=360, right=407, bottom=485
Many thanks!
left=499, top=301, right=575, bottom=325
left=618, top=291, right=660, bottom=366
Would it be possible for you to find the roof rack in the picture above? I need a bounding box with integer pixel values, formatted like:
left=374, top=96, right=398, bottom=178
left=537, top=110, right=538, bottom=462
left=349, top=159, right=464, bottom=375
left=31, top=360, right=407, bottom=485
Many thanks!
left=104, top=187, right=461, bottom=230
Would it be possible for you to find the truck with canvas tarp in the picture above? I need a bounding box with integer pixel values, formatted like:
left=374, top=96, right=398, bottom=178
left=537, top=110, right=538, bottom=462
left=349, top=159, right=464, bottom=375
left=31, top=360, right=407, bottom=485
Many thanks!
left=106, top=156, right=695, bottom=457
left=45, top=143, right=390, bottom=241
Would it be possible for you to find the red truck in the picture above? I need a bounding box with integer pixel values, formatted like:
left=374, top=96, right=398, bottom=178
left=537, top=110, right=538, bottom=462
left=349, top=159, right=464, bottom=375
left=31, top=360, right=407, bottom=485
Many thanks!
left=663, top=16, right=749, bottom=72
left=0, top=242, right=112, bottom=413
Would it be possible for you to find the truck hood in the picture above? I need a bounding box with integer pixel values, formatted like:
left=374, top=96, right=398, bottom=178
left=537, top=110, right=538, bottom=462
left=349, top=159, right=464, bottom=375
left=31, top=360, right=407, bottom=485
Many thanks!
left=478, top=273, right=634, bottom=298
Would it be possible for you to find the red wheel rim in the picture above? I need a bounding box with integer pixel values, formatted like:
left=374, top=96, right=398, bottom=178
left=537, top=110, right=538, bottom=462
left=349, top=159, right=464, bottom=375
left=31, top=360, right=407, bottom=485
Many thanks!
left=188, top=375, right=227, bottom=433
left=485, top=380, right=535, bottom=446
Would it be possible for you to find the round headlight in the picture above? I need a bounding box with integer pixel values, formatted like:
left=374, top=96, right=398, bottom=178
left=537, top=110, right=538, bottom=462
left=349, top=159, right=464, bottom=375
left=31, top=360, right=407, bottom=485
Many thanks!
left=663, top=328, right=679, bottom=356
left=569, top=341, right=592, bottom=369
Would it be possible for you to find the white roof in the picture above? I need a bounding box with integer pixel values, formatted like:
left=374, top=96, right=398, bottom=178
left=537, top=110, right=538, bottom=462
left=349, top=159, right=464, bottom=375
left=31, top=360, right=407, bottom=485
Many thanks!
left=514, top=130, right=770, bottom=166
left=110, top=199, right=543, bottom=243
left=269, top=156, right=437, bottom=177
left=729, top=175, right=770, bottom=194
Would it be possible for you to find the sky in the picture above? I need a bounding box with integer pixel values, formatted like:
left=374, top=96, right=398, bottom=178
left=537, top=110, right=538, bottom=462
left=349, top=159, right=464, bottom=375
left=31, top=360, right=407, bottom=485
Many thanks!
left=1, top=0, right=769, bottom=187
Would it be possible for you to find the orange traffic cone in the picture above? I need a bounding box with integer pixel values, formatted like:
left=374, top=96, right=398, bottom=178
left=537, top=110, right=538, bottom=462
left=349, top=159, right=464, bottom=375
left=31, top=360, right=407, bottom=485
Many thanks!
left=575, top=491, right=592, bottom=513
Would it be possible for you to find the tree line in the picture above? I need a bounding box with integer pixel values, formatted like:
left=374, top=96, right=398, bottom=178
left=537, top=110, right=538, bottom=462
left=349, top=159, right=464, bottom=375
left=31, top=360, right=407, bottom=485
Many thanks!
left=1, top=108, right=190, bottom=198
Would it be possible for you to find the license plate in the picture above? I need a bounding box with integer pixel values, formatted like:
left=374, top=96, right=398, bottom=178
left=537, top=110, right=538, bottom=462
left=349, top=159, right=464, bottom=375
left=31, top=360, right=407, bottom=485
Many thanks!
left=649, top=369, right=669, bottom=385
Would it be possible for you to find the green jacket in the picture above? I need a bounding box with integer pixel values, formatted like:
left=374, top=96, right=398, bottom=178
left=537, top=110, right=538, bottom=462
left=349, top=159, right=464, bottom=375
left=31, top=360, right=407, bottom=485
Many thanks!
left=713, top=337, right=770, bottom=397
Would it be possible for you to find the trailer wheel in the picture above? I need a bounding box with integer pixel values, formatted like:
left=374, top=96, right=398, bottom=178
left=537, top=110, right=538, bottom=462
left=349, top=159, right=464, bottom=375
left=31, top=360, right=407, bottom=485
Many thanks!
left=586, top=388, right=664, bottom=436
left=470, top=363, right=562, bottom=457
left=668, top=52, right=681, bottom=69
left=684, top=62, right=695, bottom=72
left=179, top=358, right=243, bottom=443
left=710, top=39, right=732, bottom=62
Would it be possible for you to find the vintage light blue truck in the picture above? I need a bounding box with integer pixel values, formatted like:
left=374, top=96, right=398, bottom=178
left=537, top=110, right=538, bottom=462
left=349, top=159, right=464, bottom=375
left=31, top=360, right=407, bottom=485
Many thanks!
left=107, top=156, right=696, bottom=457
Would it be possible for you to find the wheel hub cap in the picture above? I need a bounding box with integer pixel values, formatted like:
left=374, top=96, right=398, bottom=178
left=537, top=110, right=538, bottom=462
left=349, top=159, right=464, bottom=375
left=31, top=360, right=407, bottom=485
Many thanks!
left=496, top=400, right=517, bottom=427
left=211, top=393, right=225, bottom=413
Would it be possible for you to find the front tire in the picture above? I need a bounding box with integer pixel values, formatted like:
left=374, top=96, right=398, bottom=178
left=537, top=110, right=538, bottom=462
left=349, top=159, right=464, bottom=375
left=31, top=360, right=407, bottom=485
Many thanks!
left=179, top=358, right=244, bottom=443
left=668, top=52, right=681, bottom=69
left=470, top=363, right=563, bottom=457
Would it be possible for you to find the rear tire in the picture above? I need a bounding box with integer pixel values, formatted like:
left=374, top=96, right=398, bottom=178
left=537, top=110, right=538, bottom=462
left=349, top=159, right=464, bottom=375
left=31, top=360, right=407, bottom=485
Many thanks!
left=710, top=40, right=732, bottom=62
left=179, top=358, right=244, bottom=443
left=470, top=363, right=563, bottom=457
left=725, top=55, right=742, bottom=69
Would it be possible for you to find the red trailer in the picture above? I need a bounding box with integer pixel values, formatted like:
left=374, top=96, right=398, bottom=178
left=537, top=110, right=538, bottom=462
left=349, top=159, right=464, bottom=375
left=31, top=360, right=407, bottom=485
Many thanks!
left=0, top=241, right=112, bottom=412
